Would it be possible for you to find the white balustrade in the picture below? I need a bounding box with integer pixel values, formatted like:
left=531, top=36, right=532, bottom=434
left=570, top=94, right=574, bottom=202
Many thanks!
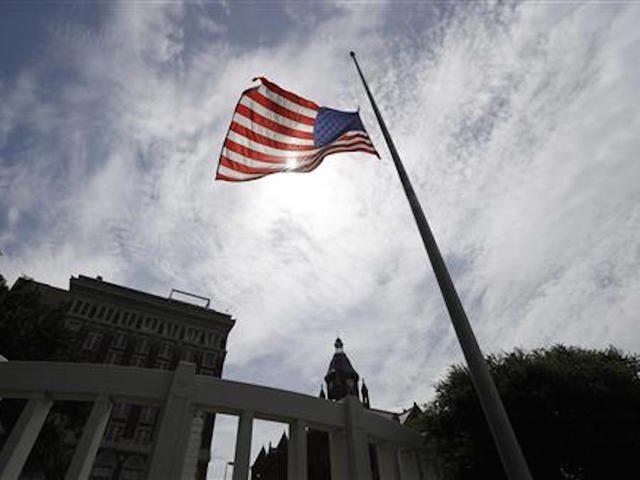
left=0, top=361, right=429, bottom=480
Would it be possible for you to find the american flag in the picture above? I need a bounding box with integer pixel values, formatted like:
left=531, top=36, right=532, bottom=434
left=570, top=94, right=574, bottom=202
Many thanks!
left=215, top=77, right=379, bottom=182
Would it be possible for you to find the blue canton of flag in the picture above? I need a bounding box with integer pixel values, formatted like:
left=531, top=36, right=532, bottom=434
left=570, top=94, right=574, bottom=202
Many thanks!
left=314, top=108, right=368, bottom=147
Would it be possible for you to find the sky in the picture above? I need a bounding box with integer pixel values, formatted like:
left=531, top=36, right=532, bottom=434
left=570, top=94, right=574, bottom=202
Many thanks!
left=1, top=1, right=640, bottom=478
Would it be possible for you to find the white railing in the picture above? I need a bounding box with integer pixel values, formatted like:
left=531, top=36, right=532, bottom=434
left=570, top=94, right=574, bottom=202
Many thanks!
left=0, top=361, right=430, bottom=480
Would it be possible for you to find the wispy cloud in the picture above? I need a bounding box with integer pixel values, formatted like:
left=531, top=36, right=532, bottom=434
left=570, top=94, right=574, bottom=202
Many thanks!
left=2, top=1, right=639, bottom=477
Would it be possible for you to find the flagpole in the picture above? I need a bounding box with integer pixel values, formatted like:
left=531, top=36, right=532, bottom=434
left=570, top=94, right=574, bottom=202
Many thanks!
left=349, top=51, right=533, bottom=480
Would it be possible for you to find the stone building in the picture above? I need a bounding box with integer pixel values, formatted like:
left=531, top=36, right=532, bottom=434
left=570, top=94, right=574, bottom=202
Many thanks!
left=7, top=274, right=234, bottom=480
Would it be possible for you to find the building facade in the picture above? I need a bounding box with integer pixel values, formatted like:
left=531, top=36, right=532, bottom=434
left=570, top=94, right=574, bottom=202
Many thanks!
left=11, top=274, right=234, bottom=480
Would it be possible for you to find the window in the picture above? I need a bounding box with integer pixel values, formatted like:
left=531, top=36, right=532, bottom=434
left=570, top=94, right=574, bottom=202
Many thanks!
left=112, top=404, right=130, bottom=419
left=73, top=300, right=82, bottom=314
left=181, top=348, right=192, bottom=362
left=105, top=350, right=123, bottom=365
left=204, top=352, right=216, bottom=367
left=158, top=342, right=172, bottom=359
left=81, top=303, right=90, bottom=316
left=139, top=406, right=156, bottom=424
left=135, top=338, right=149, bottom=354
left=155, top=359, right=170, bottom=370
left=111, top=333, right=127, bottom=349
left=136, top=317, right=142, bottom=329
left=89, top=305, right=97, bottom=318
left=112, top=311, right=120, bottom=324
left=82, top=332, right=102, bottom=351
left=134, top=427, right=152, bottom=444
left=106, top=424, right=124, bottom=442
left=97, top=306, right=105, bottom=319
left=106, top=308, right=113, bottom=321
left=131, top=356, right=146, bottom=367
left=158, top=322, right=164, bottom=335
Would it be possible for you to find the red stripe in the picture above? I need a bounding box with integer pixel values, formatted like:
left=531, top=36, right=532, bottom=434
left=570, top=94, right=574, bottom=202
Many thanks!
left=225, top=136, right=376, bottom=170
left=216, top=171, right=267, bottom=182
left=235, top=104, right=314, bottom=140
left=245, top=90, right=315, bottom=126
left=257, top=77, right=320, bottom=111
left=225, top=138, right=289, bottom=164
left=229, top=122, right=316, bottom=152
left=311, top=139, right=377, bottom=159
left=299, top=144, right=377, bottom=173
left=218, top=140, right=377, bottom=180
left=220, top=155, right=284, bottom=175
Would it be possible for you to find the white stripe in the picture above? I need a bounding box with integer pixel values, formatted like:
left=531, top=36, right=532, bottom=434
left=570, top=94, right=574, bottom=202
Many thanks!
left=221, top=139, right=376, bottom=178
left=227, top=131, right=374, bottom=160
left=217, top=165, right=267, bottom=180
left=227, top=131, right=312, bottom=158
left=223, top=147, right=288, bottom=170
left=239, top=96, right=314, bottom=133
left=232, top=114, right=315, bottom=146
left=258, top=84, right=319, bottom=119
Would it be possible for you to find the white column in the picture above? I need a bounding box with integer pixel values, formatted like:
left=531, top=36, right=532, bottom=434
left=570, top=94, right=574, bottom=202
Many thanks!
left=64, top=395, right=112, bottom=480
left=148, top=362, right=197, bottom=479
left=288, top=419, right=307, bottom=480
left=180, top=410, right=205, bottom=480
left=376, top=444, right=400, bottom=480
left=345, top=396, right=373, bottom=480
left=328, top=430, right=349, bottom=480
left=398, top=449, right=421, bottom=480
left=0, top=394, right=53, bottom=480
left=232, top=410, right=253, bottom=480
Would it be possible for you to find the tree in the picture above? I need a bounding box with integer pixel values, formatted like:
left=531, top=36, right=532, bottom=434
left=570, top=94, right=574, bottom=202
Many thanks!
left=0, top=274, right=85, bottom=479
left=410, top=345, right=640, bottom=480
left=0, top=274, right=77, bottom=361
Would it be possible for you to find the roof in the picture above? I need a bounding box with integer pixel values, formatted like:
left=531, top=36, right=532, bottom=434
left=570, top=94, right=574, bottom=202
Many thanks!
left=326, top=352, right=359, bottom=377
left=71, top=275, right=235, bottom=330
left=325, top=337, right=360, bottom=380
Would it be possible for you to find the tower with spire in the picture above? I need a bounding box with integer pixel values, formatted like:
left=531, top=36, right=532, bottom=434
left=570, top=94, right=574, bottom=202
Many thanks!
left=323, top=337, right=369, bottom=406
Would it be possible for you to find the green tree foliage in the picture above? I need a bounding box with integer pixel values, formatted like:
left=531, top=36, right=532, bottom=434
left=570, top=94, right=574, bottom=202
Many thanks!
left=0, top=274, right=85, bottom=479
left=0, top=274, right=77, bottom=361
left=410, top=345, right=640, bottom=480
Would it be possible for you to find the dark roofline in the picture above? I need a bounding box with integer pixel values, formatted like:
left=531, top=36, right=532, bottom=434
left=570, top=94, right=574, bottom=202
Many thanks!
left=71, top=275, right=235, bottom=329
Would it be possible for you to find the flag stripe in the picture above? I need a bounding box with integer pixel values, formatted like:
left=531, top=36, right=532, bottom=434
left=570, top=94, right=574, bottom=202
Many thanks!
left=235, top=104, right=314, bottom=139
left=245, top=89, right=316, bottom=126
left=216, top=165, right=267, bottom=181
left=229, top=122, right=316, bottom=152
left=228, top=128, right=373, bottom=158
left=221, top=133, right=376, bottom=176
left=257, top=84, right=319, bottom=118
left=256, top=77, right=320, bottom=111
left=231, top=113, right=315, bottom=146
left=220, top=155, right=284, bottom=175
left=225, top=132, right=375, bottom=165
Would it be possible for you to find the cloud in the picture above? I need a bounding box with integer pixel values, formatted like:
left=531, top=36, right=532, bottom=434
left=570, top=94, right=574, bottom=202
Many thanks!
left=2, top=1, right=640, bottom=477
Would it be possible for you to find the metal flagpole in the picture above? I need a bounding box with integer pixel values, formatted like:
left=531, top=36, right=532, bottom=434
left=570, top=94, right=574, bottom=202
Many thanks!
left=349, top=51, right=533, bottom=480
